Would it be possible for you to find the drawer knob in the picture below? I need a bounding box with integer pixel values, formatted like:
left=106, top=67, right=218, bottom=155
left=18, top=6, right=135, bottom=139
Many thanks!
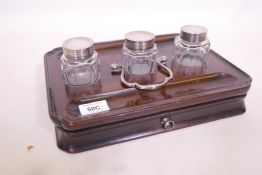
left=161, top=118, right=175, bottom=131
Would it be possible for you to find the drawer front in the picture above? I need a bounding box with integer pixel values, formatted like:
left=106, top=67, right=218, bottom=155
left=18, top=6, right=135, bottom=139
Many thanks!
left=55, top=95, right=246, bottom=153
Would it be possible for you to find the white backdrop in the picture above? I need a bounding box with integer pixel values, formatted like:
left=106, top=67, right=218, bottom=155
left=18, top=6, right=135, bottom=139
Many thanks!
left=0, top=0, right=262, bottom=174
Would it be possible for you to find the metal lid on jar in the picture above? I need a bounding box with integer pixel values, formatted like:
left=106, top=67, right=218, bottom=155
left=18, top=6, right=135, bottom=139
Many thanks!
left=180, top=25, right=208, bottom=44
left=62, top=37, right=95, bottom=60
left=125, top=31, right=155, bottom=51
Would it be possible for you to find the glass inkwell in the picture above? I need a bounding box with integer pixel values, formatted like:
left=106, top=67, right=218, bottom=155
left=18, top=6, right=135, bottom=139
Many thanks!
left=61, top=37, right=101, bottom=99
left=173, top=25, right=210, bottom=77
left=120, top=31, right=173, bottom=90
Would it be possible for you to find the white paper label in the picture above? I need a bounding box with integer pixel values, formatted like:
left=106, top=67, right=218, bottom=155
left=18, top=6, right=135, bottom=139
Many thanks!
left=79, top=100, right=110, bottom=116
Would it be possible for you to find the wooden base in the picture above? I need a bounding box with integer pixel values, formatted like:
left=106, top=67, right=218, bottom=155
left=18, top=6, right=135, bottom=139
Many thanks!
left=55, top=95, right=246, bottom=153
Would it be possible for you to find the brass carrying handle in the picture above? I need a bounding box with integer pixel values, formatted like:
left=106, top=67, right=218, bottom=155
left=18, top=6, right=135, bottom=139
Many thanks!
left=120, top=56, right=173, bottom=90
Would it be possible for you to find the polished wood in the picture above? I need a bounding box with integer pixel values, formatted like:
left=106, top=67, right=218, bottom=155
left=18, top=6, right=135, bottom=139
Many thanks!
left=44, top=34, right=252, bottom=153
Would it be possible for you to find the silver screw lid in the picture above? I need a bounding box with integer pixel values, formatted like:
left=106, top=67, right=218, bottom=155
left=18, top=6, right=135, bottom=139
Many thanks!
left=62, top=37, right=95, bottom=60
left=125, top=31, right=155, bottom=51
left=180, top=25, right=208, bottom=44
